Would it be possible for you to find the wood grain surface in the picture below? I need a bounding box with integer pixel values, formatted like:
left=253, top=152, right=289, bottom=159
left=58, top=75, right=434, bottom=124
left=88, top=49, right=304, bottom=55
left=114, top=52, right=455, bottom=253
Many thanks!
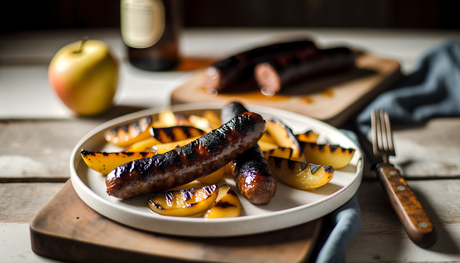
left=2, top=180, right=460, bottom=262
left=30, top=180, right=323, bottom=263
left=347, top=179, right=460, bottom=262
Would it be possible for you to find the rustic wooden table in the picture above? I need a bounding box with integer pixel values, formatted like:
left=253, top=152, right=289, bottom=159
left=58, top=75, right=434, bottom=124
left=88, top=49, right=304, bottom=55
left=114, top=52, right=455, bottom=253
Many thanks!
left=1, top=28, right=460, bottom=262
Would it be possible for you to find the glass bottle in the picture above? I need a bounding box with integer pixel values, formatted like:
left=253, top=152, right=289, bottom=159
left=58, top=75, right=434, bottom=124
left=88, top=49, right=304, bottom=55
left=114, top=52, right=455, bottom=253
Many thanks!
left=121, top=0, right=181, bottom=71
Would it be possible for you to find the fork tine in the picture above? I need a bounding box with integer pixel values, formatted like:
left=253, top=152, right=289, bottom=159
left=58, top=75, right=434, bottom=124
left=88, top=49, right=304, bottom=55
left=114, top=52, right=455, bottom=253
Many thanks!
left=371, top=110, right=382, bottom=156
left=381, top=111, right=396, bottom=156
left=379, top=110, right=390, bottom=153
left=371, top=110, right=396, bottom=159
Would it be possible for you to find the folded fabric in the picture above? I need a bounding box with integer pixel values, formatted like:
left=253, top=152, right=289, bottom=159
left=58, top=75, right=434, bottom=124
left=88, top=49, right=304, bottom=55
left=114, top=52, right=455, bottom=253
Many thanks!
left=311, top=192, right=361, bottom=263
left=310, top=130, right=362, bottom=263
left=356, top=40, right=460, bottom=136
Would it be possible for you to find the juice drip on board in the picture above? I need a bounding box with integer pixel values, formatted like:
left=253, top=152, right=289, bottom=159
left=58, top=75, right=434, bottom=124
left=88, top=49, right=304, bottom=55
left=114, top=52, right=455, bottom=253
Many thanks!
left=300, top=89, right=334, bottom=104
left=199, top=87, right=334, bottom=104
left=199, top=87, right=290, bottom=102
left=321, top=89, right=334, bottom=97
left=301, top=97, right=314, bottom=104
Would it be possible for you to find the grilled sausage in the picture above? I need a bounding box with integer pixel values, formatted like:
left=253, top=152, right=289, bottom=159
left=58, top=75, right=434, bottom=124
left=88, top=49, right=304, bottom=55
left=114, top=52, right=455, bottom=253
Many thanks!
left=106, top=112, right=266, bottom=199
left=255, top=47, right=355, bottom=96
left=204, top=40, right=317, bottom=93
left=222, top=102, right=276, bottom=205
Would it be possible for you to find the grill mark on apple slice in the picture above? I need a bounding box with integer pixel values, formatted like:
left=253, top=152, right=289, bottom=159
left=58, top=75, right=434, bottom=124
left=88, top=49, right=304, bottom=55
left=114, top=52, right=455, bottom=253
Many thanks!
left=165, top=192, right=174, bottom=207
left=215, top=201, right=236, bottom=208
left=131, top=121, right=142, bottom=135
left=120, top=124, right=129, bottom=133
left=300, top=162, right=308, bottom=171
left=324, top=166, right=334, bottom=174
left=309, top=163, right=322, bottom=174
left=181, top=188, right=195, bottom=201
left=204, top=185, right=217, bottom=194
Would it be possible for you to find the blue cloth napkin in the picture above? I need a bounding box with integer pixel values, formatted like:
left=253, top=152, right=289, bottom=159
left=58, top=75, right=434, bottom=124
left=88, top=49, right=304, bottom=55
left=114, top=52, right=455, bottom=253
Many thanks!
left=312, top=192, right=361, bottom=263
left=357, top=40, right=460, bottom=136
left=311, top=130, right=362, bottom=263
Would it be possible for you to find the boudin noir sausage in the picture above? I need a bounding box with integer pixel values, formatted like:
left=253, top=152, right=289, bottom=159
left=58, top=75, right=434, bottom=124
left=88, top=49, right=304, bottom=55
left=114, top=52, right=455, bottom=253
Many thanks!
left=204, top=40, right=317, bottom=93
left=255, top=47, right=356, bottom=96
left=106, top=111, right=266, bottom=199
left=222, top=102, right=276, bottom=205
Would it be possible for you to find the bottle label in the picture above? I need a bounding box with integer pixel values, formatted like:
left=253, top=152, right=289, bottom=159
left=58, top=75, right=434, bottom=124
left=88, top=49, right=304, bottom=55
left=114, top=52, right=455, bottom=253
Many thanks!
left=121, top=0, right=165, bottom=48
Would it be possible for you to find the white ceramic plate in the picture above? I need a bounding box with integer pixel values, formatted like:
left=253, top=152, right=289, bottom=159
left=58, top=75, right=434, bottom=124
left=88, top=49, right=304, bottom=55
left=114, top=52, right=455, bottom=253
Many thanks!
left=70, top=103, right=363, bottom=237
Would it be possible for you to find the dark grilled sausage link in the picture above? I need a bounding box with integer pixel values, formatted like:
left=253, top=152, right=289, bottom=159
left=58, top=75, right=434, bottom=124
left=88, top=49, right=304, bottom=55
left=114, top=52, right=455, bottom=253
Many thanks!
left=106, top=112, right=266, bottom=199
left=222, top=102, right=276, bottom=205
left=255, top=47, right=355, bottom=96
left=204, top=40, right=317, bottom=93
left=230, top=144, right=277, bottom=205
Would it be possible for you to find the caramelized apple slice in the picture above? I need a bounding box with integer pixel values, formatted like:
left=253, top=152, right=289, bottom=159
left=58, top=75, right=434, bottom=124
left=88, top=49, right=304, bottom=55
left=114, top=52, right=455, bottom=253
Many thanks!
left=173, top=167, right=225, bottom=189
left=259, top=131, right=277, bottom=144
left=156, top=109, right=177, bottom=127
left=149, top=126, right=206, bottom=143
left=263, top=146, right=293, bottom=160
left=187, top=114, right=212, bottom=132
left=266, top=119, right=302, bottom=158
left=204, top=185, right=242, bottom=218
left=170, top=180, right=204, bottom=191
left=197, top=167, right=226, bottom=184
left=295, top=130, right=319, bottom=143
left=301, top=142, right=355, bottom=169
left=148, top=136, right=200, bottom=154
left=122, top=137, right=162, bottom=152
left=258, top=140, right=279, bottom=152
left=202, top=110, right=222, bottom=130
left=123, top=136, right=200, bottom=153
left=268, top=156, right=334, bottom=190
left=148, top=184, right=219, bottom=217
left=80, top=150, right=156, bottom=175
left=173, top=113, right=211, bottom=132
left=104, top=116, right=154, bottom=147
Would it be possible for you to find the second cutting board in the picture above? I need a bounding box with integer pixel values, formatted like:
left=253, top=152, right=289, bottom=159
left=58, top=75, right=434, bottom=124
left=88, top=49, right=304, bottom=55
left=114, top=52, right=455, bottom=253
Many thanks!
left=171, top=53, right=402, bottom=127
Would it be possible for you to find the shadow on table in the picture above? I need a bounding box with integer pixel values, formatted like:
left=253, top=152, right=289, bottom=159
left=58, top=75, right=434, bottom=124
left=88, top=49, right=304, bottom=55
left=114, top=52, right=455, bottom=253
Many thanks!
left=410, top=187, right=460, bottom=255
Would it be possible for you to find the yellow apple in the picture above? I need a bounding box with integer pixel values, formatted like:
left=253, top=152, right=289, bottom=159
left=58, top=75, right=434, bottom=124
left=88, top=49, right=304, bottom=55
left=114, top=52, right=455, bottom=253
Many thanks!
left=48, top=37, right=119, bottom=116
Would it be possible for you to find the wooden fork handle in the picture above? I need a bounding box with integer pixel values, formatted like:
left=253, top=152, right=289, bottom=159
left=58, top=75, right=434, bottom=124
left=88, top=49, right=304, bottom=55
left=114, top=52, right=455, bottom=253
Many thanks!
left=376, top=164, right=437, bottom=248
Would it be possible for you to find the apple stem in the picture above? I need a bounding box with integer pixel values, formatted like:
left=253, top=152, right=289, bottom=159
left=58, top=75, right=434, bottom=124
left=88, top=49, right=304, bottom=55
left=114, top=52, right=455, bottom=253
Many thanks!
left=78, top=36, right=89, bottom=53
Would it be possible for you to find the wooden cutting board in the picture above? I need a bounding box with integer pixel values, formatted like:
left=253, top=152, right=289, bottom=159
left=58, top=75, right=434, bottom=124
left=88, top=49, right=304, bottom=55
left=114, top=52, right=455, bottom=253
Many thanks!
left=30, top=180, right=323, bottom=263
left=171, top=53, right=402, bottom=127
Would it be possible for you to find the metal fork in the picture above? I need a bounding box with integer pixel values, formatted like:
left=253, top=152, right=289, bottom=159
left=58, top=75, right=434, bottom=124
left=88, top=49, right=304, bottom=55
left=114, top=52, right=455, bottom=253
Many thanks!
left=371, top=110, right=395, bottom=163
left=370, top=110, right=437, bottom=248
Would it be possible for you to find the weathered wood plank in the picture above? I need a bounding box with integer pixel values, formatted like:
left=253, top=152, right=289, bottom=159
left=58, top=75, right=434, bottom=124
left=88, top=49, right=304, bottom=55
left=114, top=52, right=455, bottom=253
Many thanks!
left=0, top=105, right=161, bottom=181
left=0, top=183, right=64, bottom=262
left=29, top=181, right=322, bottom=263
left=0, top=118, right=111, bottom=181
left=0, top=223, right=62, bottom=263
left=392, top=118, right=460, bottom=178
left=0, top=120, right=99, bottom=180
left=0, top=183, right=64, bottom=223
left=360, top=118, right=460, bottom=179
left=346, top=179, right=460, bottom=262
left=2, top=178, right=460, bottom=262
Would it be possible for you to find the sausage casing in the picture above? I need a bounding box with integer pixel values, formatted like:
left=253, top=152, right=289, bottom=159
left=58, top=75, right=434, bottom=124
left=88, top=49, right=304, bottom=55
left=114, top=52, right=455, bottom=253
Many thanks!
left=106, top=112, right=266, bottom=199
left=255, top=47, right=355, bottom=95
left=222, top=102, right=277, bottom=205
left=204, top=40, right=317, bottom=93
